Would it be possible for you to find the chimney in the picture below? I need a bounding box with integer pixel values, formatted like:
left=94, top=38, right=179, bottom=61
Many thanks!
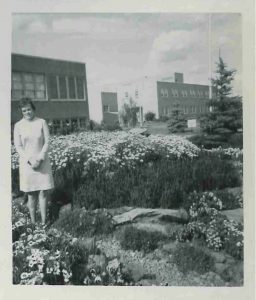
left=174, top=72, right=184, bottom=83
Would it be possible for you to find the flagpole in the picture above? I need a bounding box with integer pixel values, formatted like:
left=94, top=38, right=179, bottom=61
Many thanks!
left=209, top=13, right=212, bottom=100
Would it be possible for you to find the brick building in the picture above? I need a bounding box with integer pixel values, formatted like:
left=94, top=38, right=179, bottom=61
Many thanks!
left=115, top=73, right=214, bottom=127
left=11, top=53, right=90, bottom=134
left=157, top=73, right=212, bottom=120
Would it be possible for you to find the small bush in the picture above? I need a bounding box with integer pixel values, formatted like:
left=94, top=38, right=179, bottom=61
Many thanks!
left=119, top=226, right=166, bottom=253
left=144, top=111, right=156, bottom=121
left=172, top=243, right=215, bottom=274
left=214, top=189, right=242, bottom=210
left=52, top=208, right=115, bottom=238
left=188, top=132, right=243, bottom=149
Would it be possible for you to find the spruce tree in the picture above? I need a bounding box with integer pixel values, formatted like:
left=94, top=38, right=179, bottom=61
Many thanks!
left=199, top=57, right=242, bottom=147
left=168, top=103, right=187, bottom=133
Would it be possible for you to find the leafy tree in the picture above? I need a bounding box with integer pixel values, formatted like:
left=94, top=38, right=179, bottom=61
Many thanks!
left=120, top=97, right=138, bottom=127
left=198, top=57, right=242, bottom=148
left=144, top=111, right=156, bottom=122
left=167, top=104, right=187, bottom=133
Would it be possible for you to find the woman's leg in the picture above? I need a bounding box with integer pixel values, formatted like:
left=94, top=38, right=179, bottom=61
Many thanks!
left=39, top=190, right=48, bottom=225
left=27, top=191, right=38, bottom=224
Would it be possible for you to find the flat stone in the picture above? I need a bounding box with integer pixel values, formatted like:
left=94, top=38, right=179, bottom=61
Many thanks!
left=113, top=208, right=188, bottom=225
left=221, top=209, right=243, bottom=224
left=59, top=203, right=72, bottom=217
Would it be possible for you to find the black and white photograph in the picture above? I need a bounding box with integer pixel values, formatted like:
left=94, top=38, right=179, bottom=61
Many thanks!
left=0, top=0, right=255, bottom=299
left=10, top=12, right=245, bottom=286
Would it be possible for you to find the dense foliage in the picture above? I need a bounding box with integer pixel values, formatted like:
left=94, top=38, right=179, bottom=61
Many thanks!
left=144, top=111, right=156, bottom=121
left=172, top=243, right=215, bottom=274
left=167, top=104, right=187, bottom=133
left=119, top=226, right=166, bottom=253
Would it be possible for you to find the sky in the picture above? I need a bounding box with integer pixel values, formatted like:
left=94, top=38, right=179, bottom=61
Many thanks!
left=12, top=13, right=242, bottom=121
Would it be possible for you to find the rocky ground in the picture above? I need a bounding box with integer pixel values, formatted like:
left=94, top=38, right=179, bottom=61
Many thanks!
left=13, top=195, right=244, bottom=287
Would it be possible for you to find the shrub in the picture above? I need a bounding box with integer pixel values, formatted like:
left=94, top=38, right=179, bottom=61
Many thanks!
left=119, top=226, right=166, bottom=253
left=52, top=208, right=115, bottom=238
left=188, top=132, right=243, bottom=149
left=103, top=122, right=122, bottom=131
left=172, top=243, right=215, bottom=274
left=74, top=151, right=241, bottom=210
left=222, top=220, right=243, bottom=260
left=144, top=111, right=156, bottom=121
left=214, top=189, right=242, bottom=210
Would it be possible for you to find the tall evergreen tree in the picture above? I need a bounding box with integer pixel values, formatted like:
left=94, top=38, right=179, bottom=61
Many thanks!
left=200, top=57, right=242, bottom=138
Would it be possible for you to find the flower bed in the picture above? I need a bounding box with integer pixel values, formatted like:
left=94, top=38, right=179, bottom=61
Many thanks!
left=11, top=131, right=243, bottom=285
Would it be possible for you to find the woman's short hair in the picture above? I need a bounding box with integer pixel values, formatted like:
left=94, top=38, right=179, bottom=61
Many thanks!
left=19, top=97, right=36, bottom=111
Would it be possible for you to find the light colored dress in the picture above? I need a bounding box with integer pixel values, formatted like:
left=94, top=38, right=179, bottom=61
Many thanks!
left=14, top=117, right=54, bottom=192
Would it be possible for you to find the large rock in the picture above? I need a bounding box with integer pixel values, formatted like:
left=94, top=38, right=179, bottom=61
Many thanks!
left=221, top=209, right=243, bottom=224
left=58, top=203, right=72, bottom=218
left=113, top=208, right=188, bottom=225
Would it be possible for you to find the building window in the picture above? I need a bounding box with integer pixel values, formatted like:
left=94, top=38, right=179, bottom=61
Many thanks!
left=12, top=72, right=46, bottom=100
left=171, top=89, right=179, bottom=97
left=59, top=76, right=68, bottom=99
left=76, top=77, right=85, bottom=99
left=49, top=75, right=58, bottom=99
left=125, top=92, right=128, bottom=98
left=160, top=88, right=168, bottom=97
left=79, top=117, right=87, bottom=128
left=135, top=89, right=139, bottom=98
left=48, top=75, right=85, bottom=100
left=181, top=90, right=188, bottom=97
left=103, top=105, right=110, bottom=112
left=190, top=90, right=196, bottom=97
left=205, top=90, right=209, bottom=97
left=68, top=77, right=76, bottom=99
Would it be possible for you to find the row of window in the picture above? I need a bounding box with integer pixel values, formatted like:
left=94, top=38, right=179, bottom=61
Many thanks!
left=45, top=117, right=87, bottom=135
left=11, top=72, right=86, bottom=100
left=160, top=88, right=210, bottom=98
left=161, top=105, right=210, bottom=116
left=48, top=75, right=85, bottom=100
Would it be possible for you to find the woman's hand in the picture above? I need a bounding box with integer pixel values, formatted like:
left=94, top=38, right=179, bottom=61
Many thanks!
left=28, top=157, right=42, bottom=170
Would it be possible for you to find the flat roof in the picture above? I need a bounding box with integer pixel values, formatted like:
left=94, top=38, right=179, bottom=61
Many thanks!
left=12, top=52, right=86, bottom=65
left=157, top=80, right=210, bottom=88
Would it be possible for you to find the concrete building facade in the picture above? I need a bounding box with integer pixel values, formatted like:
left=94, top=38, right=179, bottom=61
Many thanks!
left=11, top=53, right=90, bottom=134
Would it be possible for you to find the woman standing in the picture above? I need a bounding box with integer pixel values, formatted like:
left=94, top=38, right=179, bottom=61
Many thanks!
left=14, top=97, right=54, bottom=226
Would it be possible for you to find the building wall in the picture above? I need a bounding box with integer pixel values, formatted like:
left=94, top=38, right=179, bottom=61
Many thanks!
left=101, top=92, right=119, bottom=125
left=101, top=92, right=118, bottom=112
left=11, top=54, right=89, bottom=128
left=157, top=81, right=211, bottom=120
